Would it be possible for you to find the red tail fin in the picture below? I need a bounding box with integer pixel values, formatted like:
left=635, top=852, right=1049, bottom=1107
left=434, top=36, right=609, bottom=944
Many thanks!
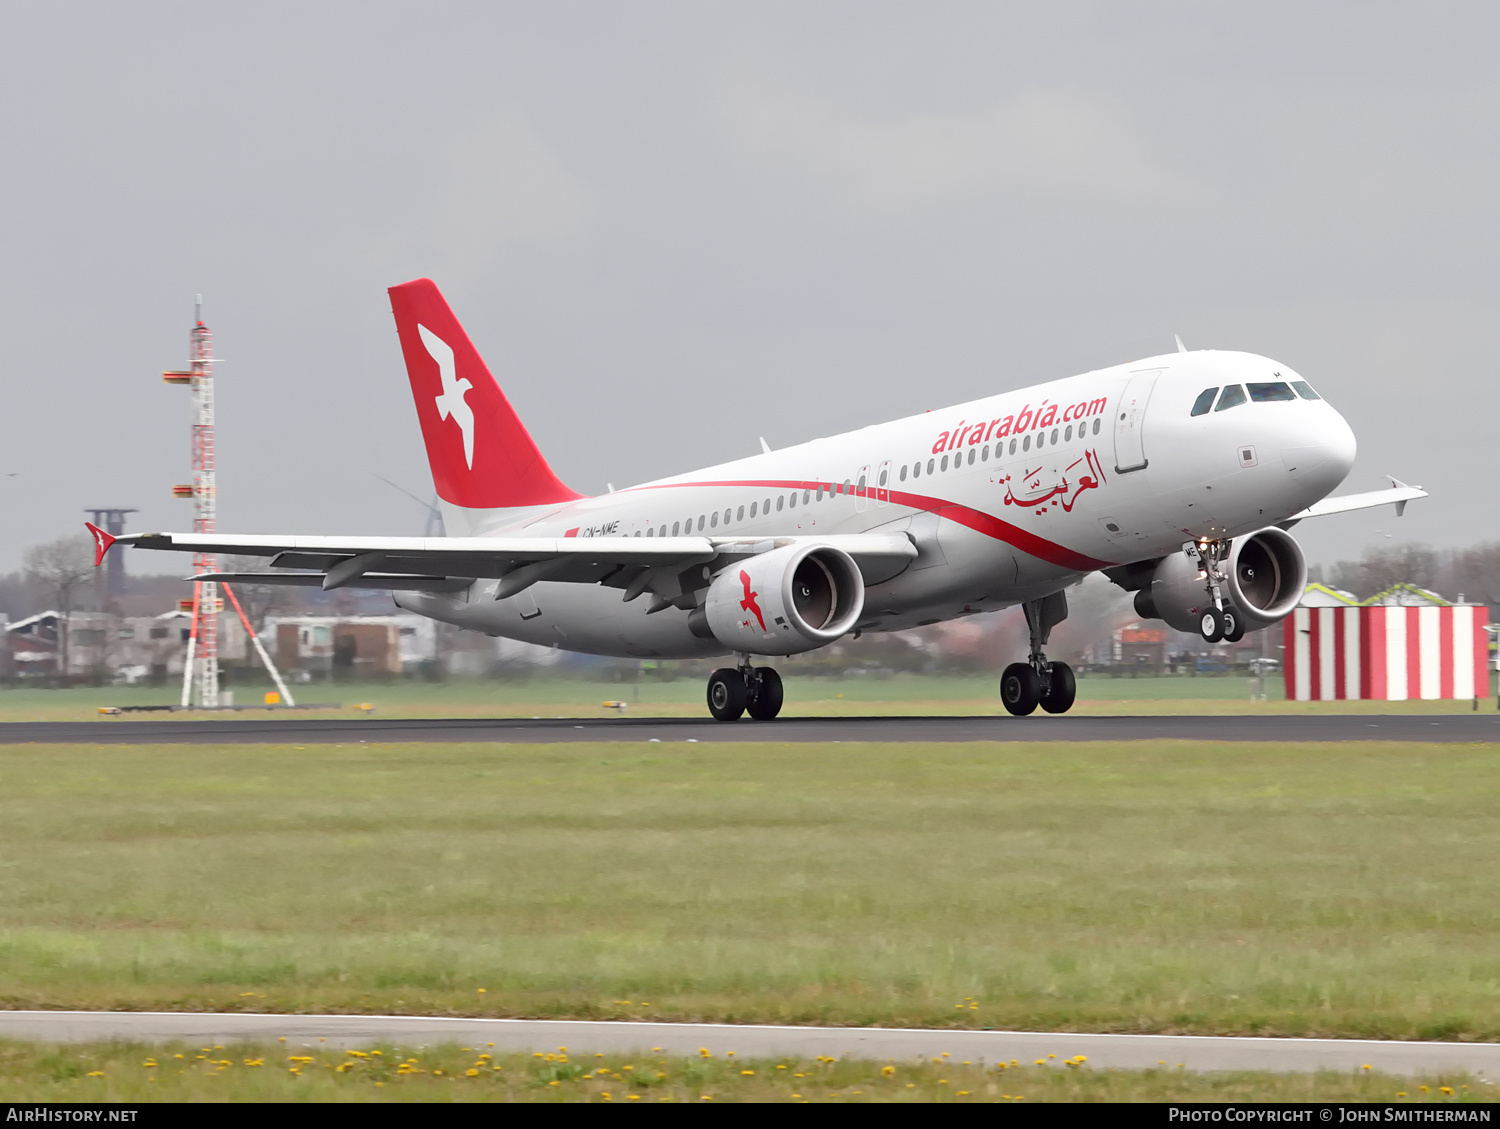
left=388, top=279, right=581, bottom=510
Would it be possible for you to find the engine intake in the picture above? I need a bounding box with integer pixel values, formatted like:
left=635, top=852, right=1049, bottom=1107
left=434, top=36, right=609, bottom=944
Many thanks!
left=1135, top=527, right=1307, bottom=633
left=702, top=543, right=864, bottom=656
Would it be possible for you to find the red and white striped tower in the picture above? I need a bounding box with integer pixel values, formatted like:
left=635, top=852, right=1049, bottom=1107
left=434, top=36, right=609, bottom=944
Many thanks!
left=164, top=297, right=219, bottom=707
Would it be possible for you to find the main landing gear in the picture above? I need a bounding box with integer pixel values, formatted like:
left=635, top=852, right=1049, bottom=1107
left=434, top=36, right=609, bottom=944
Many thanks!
left=1183, top=540, right=1245, bottom=644
left=707, top=658, right=784, bottom=722
left=1002, top=591, right=1077, bottom=717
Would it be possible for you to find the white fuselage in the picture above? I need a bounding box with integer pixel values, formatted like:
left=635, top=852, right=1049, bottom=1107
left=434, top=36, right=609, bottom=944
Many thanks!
left=397, top=350, right=1356, bottom=658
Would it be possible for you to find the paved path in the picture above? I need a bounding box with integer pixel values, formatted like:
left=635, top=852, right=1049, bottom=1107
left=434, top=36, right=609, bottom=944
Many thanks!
left=0, top=1012, right=1494, bottom=1075
left=2, top=713, right=1497, bottom=745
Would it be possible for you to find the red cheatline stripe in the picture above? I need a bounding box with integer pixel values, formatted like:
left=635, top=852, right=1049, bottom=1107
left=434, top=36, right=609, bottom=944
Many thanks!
left=624, top=478, right=1110, bottom=571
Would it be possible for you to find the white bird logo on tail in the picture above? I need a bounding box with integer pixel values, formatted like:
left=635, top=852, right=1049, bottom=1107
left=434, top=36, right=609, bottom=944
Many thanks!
left=419, top=324, right=475, bottom=469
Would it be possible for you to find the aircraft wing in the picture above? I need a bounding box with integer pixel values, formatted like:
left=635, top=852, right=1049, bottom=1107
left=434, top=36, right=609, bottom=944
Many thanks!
left=89, top=525, right=916, bottom=608
left=1282, top=477, right=1428, bottom=526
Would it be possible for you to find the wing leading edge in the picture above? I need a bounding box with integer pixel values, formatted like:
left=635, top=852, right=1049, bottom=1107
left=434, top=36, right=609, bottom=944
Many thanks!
left=94, top=528, right=917, bottom=610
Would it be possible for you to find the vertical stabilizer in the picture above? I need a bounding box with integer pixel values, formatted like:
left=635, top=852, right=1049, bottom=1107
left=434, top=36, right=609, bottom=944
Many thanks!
left=388, top=279, right=582, bottom=512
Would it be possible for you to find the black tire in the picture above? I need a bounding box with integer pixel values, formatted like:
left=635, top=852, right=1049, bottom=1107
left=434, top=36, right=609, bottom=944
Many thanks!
left=1199, top=607, right=1224, bottom=643
left=706, top=668, right=747, bottom=721
left=746, top=667, right=784, bottom=720
left=1039, top=661, right=1077, bottom=714
left=1000, top=662, right=1041, bottom=717
left=1222, top=605, right=1246, bottom=643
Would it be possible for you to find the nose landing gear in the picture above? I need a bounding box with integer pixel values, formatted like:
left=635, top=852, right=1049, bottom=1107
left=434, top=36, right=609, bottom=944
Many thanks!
left=706, top=657, right=785, bottom=721
left=1183, top=539, right=1246, bottom=643
left=1002, top=592, right=1077, bottom=717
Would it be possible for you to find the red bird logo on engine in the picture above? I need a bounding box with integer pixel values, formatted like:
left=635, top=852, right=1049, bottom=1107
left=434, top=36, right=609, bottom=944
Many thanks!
left=739, top=570, right=766, bottom=631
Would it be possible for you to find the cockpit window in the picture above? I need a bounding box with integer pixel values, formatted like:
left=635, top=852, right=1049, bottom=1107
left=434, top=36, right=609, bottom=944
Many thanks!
left=1247, top=381, right=1296, bottom=402
left=1214, top=384, right=1246, bottom=412
left=1291, top=381, right=1321, bottom=400
left=1190, top=387, right=1218, bottom=416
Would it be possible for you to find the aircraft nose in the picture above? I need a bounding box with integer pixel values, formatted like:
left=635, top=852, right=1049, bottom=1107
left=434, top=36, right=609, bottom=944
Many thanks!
left=1280, top=407, right=1356, bottom=495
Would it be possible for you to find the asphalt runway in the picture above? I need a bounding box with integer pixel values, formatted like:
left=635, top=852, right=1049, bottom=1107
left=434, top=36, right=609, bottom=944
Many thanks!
left=0, top=1012, right=1493, bottom=1075
left=1, top=713, right=1498, bottom=745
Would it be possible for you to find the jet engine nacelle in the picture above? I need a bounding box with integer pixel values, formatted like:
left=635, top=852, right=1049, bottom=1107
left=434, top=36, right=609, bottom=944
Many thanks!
left=1134, top=527, right=1308, bottom=633
left=702, top=543, right=865, bottom=656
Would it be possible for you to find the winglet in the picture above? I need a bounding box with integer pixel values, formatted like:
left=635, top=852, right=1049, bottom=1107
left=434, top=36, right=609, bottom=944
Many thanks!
left=1388, top=476, right=1419, bottom=518
left=84, top=521, right=116, bottom=566
left=1174, top=334, right=1187, bottom=354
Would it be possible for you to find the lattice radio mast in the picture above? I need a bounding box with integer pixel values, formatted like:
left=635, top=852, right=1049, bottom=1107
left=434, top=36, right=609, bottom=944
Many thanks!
left=163, top=298, right=295, bottom=710
left=164, top=296, right=220, bottom=707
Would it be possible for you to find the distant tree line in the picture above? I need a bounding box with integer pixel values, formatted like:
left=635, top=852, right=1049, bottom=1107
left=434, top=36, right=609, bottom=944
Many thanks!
left=1312, top=541, right=1500, bottom=604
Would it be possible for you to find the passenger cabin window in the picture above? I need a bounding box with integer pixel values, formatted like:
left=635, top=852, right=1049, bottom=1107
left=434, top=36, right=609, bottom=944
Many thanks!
left=900, top=464, right=908, bottom=481
left=1215, top=385, right=1247, bottom=412
left=1247, top=381, right=1295, bottom=402
left=1092, top=418, right=1100, bottom=434
left=737, top=505, right=745, bottom=521
left=1291, top=381, right=1321, bottom=401
left=1191, top=387, right=1218, bottom=416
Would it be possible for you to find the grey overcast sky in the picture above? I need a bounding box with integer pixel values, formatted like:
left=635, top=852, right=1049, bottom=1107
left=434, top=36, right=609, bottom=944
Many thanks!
left=1, top=2, right=1495, bottom=573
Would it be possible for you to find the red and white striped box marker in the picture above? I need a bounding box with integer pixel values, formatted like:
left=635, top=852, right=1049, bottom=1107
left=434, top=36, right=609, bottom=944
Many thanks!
left=1283, top=605, right=1490, bottom=701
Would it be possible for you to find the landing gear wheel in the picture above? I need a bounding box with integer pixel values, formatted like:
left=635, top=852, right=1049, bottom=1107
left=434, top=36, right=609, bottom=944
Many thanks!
left=1221, top=605, right=1245, bottom=643
left=1039, top=661, right=1077, bottom=714
left=1199, top=607, right=1225, bottom=643
left=706, top=668, right=747, bottom=721
left=746, top=667, right=784, bottom=721
left=1001, top=662, right=1041, bottom=717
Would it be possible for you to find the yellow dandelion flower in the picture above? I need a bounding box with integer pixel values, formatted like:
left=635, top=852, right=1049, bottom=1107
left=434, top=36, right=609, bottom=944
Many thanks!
left=741, top=1070, right=754, bottom=1076
left=881, top=1066, right=895, bottom=1077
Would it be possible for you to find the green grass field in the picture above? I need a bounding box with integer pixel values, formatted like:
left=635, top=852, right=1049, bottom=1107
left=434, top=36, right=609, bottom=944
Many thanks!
left=3, top=671, right=1494, bottom=722
left=2, top=738, right=1499, bottom=1041
left=0, top=1041, right=1490, bottom=1103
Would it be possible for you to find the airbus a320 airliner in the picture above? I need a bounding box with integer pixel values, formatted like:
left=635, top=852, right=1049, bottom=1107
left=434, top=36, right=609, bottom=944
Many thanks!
left=88, top=280, right=1424, bottom=720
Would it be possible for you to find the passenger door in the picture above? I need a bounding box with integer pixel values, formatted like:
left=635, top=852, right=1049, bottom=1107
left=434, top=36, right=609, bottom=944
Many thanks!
left=1113, top=369, right=1161, bottom=474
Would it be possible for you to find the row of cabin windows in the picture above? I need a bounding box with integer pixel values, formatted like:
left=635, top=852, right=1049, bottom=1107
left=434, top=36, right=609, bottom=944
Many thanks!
left=898, top=416, right=1103, bottom=481
left=640, top=483, right=849, bottom=537
left=1190, top=380, right=1321, bottom=416
left=627, top=415, right=1109, bottom=535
